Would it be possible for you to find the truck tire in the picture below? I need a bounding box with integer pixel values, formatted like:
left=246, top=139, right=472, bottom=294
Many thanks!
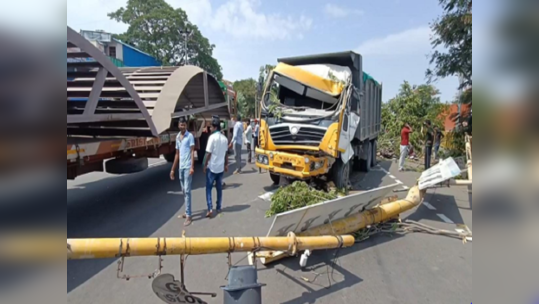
left=371, top=140, right=378, bottom=167
left=270, top=173, right=280, bottom=185
left=330, top=159, right=350, bottom=189
left=164, top=151, right=176, bottom=163
left=360, top=141, right=372, bottom=172
left=106, top=157, right=148, bottom=175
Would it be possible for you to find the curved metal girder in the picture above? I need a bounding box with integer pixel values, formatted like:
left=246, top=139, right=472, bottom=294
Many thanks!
left=67, top=26, right=158, bottom=137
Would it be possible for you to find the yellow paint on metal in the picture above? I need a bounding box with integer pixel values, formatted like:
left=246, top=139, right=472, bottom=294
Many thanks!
left=255, top=148, right=330, bottom=179
left=300, top=186, right=423, bottom=237
left=273, top=63, right=344, bottom=96
left=319, top=122, right=339, bottom=157
left=67, top=235, right=355, bottom=260
left=255, top=186, right=425, bottom=265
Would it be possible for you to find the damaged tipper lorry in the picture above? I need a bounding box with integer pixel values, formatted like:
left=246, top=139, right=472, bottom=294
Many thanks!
left=255, top=51, right=382, bottom=189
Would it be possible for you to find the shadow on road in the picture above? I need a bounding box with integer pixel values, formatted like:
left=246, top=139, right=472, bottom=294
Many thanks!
left=67, top=150, right=257, bottom=293
left=264, top=232, right=403, bottom=303
left=407, top=192, right=466, bottom=225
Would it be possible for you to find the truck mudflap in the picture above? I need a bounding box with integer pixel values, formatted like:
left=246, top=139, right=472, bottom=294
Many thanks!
left=255, top=148, right=330, bottom=179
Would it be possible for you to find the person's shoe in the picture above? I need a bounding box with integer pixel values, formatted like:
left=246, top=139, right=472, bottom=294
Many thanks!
left=206, top=211, right=213, bottom=218
left=217, top=209, right=222, bottom=214
left=233, top=170, right=241, bottom=175
left=399, top=168, right=404, bottom=172
left=179, top=214, right=187, bottom=219
left=184, top=217, right=192, bottom=226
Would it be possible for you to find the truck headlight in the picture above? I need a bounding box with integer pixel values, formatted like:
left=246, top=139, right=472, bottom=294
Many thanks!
left=304, top=157, right=310, bottom=164
left=314, top=161, right=324, bottom=170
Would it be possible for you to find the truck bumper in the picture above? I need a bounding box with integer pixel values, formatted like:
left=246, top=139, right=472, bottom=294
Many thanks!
left=255, top=148, right=330, bottom=179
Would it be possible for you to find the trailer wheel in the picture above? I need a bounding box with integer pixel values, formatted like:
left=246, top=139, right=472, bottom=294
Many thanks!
left=270, top=173, right=280, bottom=185
left=360, top=141, right=372, bottom=172
left=371, top=140, right=378, bottom=167
left=106, top=158, right=148, bottom=175
left=164, top=151, right=176, bottom=163
left=330, top=159, right=350, bottom=189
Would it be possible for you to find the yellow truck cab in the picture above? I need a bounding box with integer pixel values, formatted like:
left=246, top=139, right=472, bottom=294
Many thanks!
left=255, top=51, right=382, bottom=188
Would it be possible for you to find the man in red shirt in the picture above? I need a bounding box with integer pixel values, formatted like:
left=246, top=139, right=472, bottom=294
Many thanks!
left=399, top=123, right=413, bottom=171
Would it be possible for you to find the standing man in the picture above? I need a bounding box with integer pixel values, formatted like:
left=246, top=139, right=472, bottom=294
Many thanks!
left=229, top=114, right=244, bottom=174
left=244, top=119, right=253, bottom=163
left=399, top=123, right=412, bottom=172
left=170, top=117, right=195, bottom=226
left=204, top=116, right=229, bottom=218
left=433, top=127, right=445, bottom=161
left=423, top=120, right=434, bottom=170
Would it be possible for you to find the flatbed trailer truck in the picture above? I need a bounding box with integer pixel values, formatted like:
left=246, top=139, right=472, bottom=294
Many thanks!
left=67, top=26, right=235, bottom=179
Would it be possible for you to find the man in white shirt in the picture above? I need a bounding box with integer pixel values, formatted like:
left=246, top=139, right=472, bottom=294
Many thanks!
left=244, top=119, right=253, bottom=163
left=228, top=115, right=244, bottom=174
left=204, top=116, right=229, bottom=218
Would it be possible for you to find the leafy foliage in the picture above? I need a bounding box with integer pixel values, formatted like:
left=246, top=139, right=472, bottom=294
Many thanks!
left=233, top=78, right=257, bottom=118
left=380, top=82, right=447, bottom=155
left=265, top=181, right=338, bottom=217
left=108, top=0, right=223, bottom=79
left=428, top=0, right=472, bottom=93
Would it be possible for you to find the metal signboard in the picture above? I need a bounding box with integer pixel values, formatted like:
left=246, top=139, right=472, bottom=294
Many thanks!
left=152, top=274, right=207, bottom=304
left=267, top=183, right=400, bottom=237
left=418, top=157, right=461, bottom=190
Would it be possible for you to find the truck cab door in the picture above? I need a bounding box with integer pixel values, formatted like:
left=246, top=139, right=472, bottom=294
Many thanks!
left=338, top=103, right=360, bottom=164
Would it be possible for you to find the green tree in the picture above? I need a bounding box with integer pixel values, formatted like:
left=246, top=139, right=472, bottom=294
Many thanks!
left=428, top=0, right=472, bottom=94
left=233, top=79, right=257, bottom=118
left=108, top=0, right=223, bottom=79
left=380, top=82, right=446, bottom=155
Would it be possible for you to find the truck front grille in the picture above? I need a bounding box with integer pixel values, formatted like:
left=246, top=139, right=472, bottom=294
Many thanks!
left=269, top=125, right=326, bottom=147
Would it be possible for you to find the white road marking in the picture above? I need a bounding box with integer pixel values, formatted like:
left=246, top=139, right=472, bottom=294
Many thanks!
left=394, top=179, right=403, bottom=184
left=149, top=161, right=166, bottom=168
left=389, top=175, right=396, bottom=179
left=423, top=202, right=437, bottom=210
left=437, top=214, right=455, bottom=224
left=259, top=191, right=275, bottom=202
left=402, top=186, right=410, bottom=190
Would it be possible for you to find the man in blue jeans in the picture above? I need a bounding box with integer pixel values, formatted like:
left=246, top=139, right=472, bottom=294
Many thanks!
left=170, top=117, right=195, bottom=226
left=204, top=116, right=229, bottom=218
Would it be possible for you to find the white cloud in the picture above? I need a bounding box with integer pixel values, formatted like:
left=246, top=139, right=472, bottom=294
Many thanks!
left=356, top=27, right=432, bottom=56
left=175, top=0, right=312, bottom=40
left=324, top=3, right=364, bottom=18
left=67, top=0, right=128, bottom=34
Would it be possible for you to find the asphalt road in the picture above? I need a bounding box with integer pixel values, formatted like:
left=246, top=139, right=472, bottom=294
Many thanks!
left=67, top=153, right=473, bottom=304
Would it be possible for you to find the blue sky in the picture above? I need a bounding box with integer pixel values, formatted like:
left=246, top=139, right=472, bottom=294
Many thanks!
left=64, top=0, right=460, bottom=102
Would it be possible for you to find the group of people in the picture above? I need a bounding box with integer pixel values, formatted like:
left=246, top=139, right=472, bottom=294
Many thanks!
left=169, top=115, right=260, bottom=226
left=399, top=120, right=444, bottom=172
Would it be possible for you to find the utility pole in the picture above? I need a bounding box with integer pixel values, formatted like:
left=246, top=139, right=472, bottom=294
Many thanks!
left=179, top=29, right=192, bottom=66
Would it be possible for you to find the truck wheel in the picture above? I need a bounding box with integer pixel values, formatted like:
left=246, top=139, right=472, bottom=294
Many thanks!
left=360, top=141, right=372, bottom=172
left=330, top=159, right=350, bottom=189
left=106, top=158, right=148, bottom=175
left=164, top=151, right=175, bottom=163
left=371, top=140, right=378, bottom=167
left=270, top=173, right=280, bottom=185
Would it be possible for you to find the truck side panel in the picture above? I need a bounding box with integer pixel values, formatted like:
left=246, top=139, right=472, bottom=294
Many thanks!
left=357, top=79, right=382, bottom=142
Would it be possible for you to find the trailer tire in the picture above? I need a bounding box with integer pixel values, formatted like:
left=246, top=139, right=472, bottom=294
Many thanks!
left=164, top=151, right=176, bottom=163
left=270, top=173, right=280, bottom=185
left=330, top=159, right=350, bottom=189
left=371, top=140, right=378, bottom=167
left=360, top=141, right=372, bottom=172
left=106, top=158, right=148, bottom=175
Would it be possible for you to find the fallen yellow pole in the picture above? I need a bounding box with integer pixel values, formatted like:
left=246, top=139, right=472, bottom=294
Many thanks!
left=300, top=186, right=423, bottom=237
left=67, top=234, right=355, bottom=260
left=255, top=186, right=424, bottom=264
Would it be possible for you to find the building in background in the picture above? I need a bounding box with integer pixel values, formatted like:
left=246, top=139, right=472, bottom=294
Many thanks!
left=79, top=30, right=161, bottom=67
